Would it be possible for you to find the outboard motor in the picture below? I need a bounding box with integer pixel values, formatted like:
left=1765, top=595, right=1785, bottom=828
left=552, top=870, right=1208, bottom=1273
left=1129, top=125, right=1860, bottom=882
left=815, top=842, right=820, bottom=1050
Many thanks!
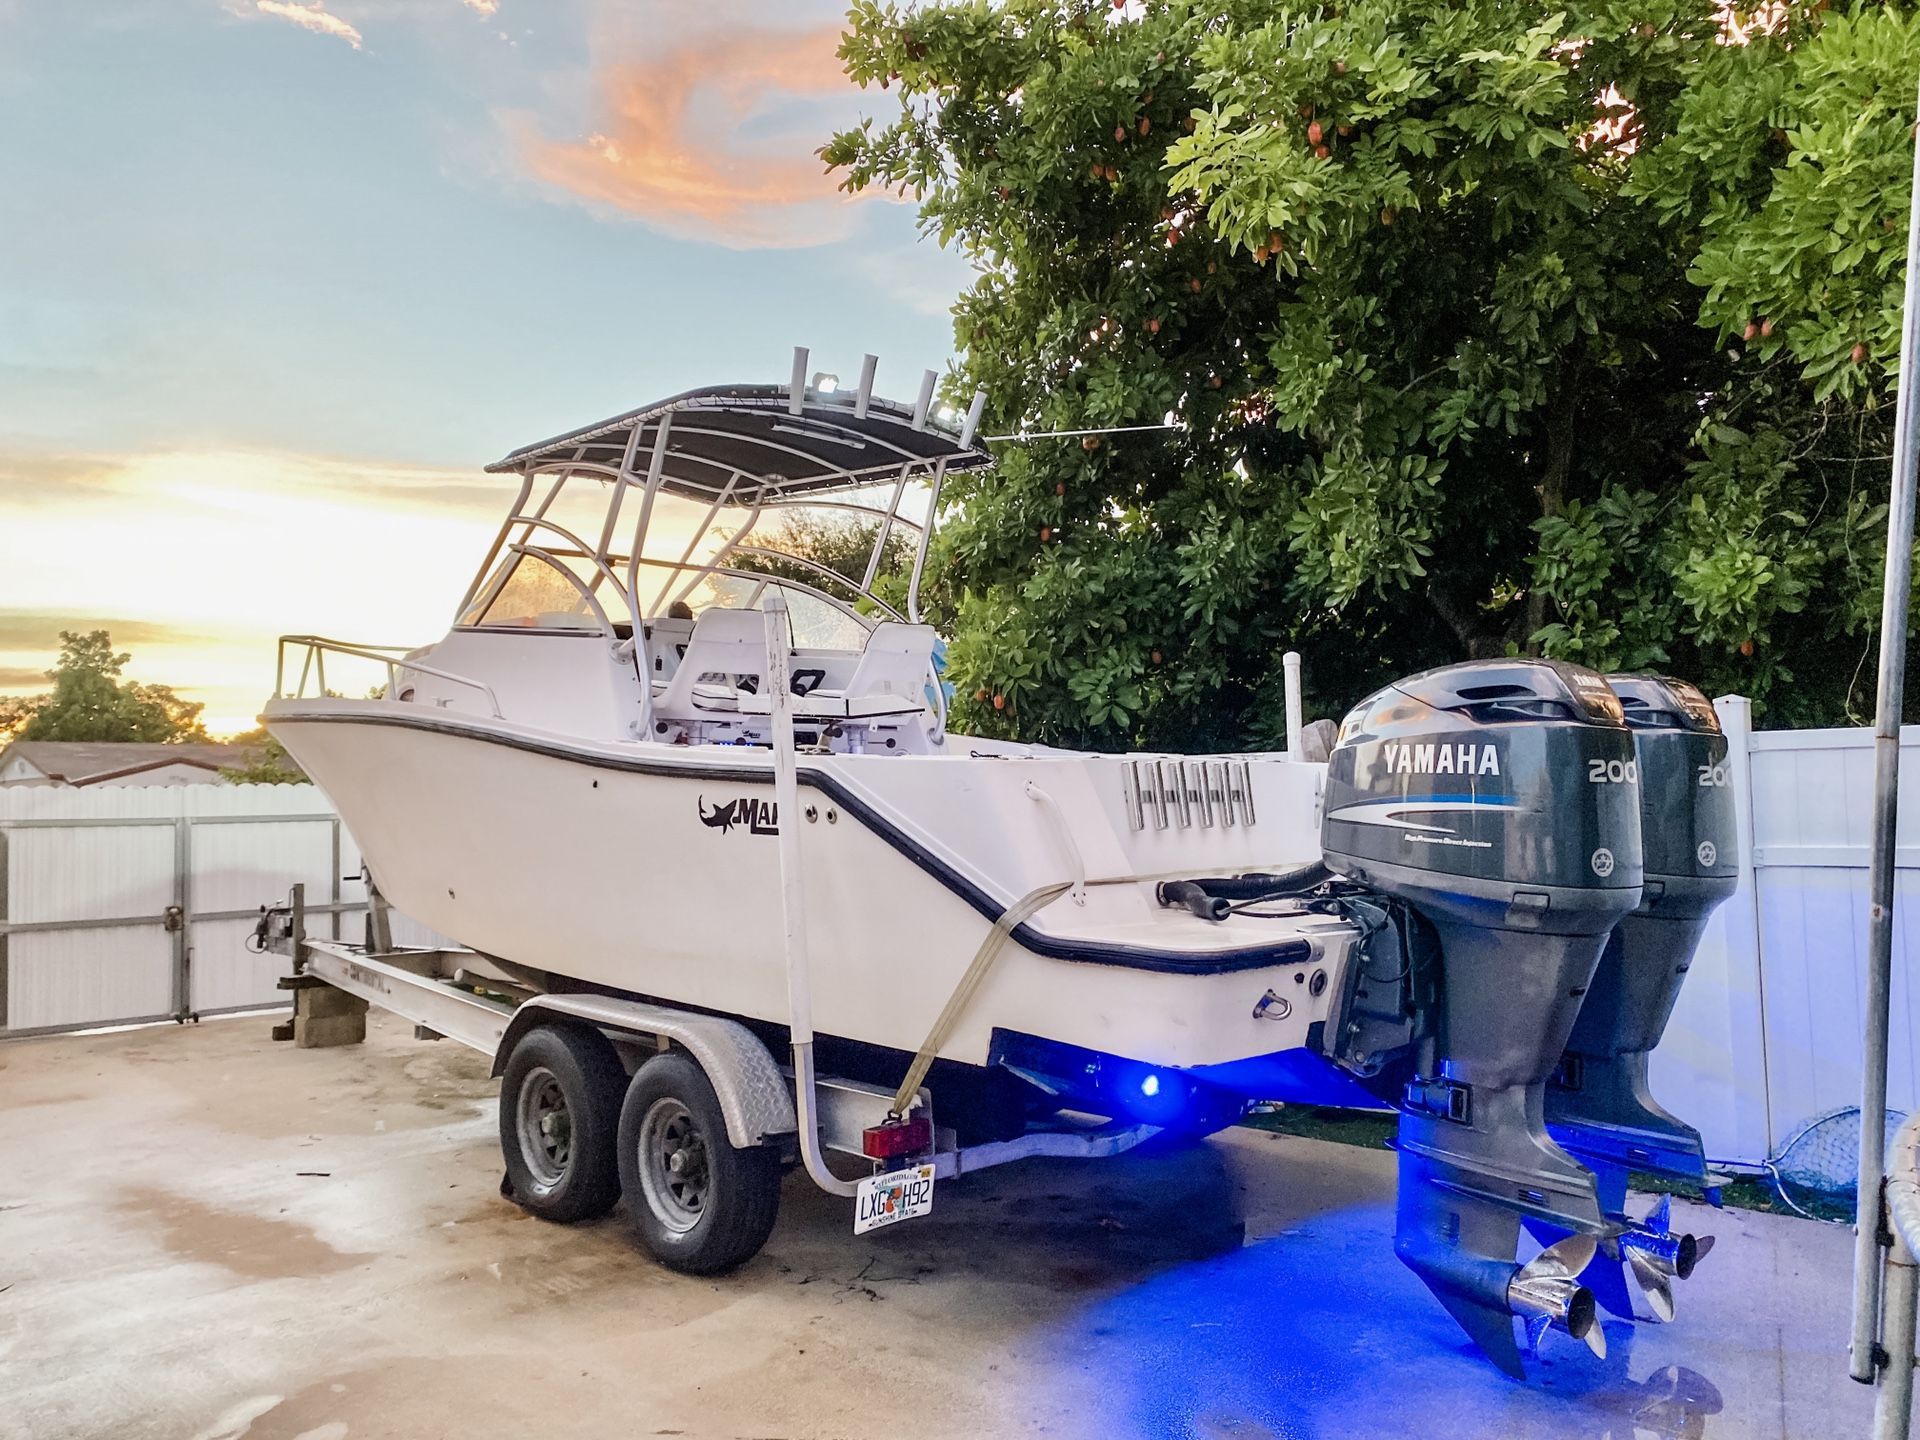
left=1322, top=658, right=1644, bottom=1376
left=1542, top=674, right=1737, bottom=1322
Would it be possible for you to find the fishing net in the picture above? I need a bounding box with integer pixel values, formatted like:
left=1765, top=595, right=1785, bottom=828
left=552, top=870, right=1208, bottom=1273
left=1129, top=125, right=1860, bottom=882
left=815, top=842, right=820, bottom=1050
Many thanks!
left=1767, top=1106, right=1909, bottom=1221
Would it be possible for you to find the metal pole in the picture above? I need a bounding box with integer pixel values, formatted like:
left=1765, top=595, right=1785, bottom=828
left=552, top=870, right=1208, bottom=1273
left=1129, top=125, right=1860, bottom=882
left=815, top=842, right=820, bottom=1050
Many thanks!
left=861, top=464, right=911, bottom=594
left=907, top=458, right=949, bottom=625
left=1879, top=1232, right=1920, bottom=1436
left=763, top=592, right=858, bottom=1198
left=172, top=816, right=190, bottom=1022
left=329, top=819, right=342, bottom=944
left=1852, top=73, right=1920, bottom=1388
left=1879, top=1113, right=1920, bottom=1435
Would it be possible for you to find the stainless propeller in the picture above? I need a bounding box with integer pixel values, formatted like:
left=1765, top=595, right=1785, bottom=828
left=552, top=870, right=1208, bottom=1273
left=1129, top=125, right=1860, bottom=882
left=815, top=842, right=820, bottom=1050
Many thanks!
left=1615, top=1194, right=1716, bottom=1323
left=1510, top=1234, right=1607, bottom=1360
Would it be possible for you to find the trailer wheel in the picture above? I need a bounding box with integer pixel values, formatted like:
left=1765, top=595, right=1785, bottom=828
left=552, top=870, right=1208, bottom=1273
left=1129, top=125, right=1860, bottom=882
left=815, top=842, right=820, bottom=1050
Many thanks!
left=498, top=1024, right=625, bottom=1223
left=618, top=1051, right=781, bottom=1275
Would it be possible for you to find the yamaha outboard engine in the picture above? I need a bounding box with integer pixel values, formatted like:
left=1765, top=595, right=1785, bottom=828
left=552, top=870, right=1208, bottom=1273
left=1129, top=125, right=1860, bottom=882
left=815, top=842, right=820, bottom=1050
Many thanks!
left=1322, top=658, right=1644, bottom=1376
left=1542, top=674, right=1737, bottom=1322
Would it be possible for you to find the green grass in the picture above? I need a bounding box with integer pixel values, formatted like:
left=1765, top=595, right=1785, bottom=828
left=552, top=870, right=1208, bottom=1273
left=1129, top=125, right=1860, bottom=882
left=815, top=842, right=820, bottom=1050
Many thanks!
left=1240, top=1105, right=1814, bottom=1218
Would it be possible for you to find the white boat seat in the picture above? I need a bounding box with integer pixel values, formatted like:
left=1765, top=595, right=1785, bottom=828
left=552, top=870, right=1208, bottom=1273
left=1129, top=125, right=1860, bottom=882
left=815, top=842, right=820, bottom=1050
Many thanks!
left=792, top=621, right=936, bottom=719
left=651, top=607, right=788, bottom=719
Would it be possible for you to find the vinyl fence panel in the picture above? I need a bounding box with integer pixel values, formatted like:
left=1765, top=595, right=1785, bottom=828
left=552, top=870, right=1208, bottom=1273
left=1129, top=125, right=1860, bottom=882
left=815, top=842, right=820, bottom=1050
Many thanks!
left=1653, top=702, right=1920, bottom=1169
left=1648, top=697, right=1773, bottom=1169
left=0, top=782, right=437, bottom=1040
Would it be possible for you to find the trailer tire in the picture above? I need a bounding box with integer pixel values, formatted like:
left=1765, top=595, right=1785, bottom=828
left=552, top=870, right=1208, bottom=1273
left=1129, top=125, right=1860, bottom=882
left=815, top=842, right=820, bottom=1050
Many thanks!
left=618, top=1051, right=781, bottom=1275
left=498, top=1024, right=625, bottom=1224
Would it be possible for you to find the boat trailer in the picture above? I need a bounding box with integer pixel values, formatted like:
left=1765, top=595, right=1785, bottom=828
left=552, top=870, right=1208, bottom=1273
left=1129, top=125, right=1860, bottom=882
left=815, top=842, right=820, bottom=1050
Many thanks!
left=257, top=882, right=1160, bottom=1247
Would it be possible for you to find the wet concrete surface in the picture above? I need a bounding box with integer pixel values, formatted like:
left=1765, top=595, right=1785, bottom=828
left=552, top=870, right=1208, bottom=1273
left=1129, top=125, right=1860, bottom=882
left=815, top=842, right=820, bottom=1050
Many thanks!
left=0, top=1011, right=1874, bottom=1440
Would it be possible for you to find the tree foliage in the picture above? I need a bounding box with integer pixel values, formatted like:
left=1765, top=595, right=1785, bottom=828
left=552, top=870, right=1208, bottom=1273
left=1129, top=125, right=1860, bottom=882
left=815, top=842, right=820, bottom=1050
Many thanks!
left=5, top=631, right=210, bottom=744
left=828, top=0, right=1920, bottom=743
left=730, top=508, right=915, bottom=589
left=220, top=727, right=310, bottom=785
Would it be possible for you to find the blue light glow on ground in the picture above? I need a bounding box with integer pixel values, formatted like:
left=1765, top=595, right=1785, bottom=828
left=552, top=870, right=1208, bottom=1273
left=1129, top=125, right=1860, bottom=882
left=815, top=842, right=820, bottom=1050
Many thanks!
left=1027, top=1196, right=1733, bottom=1439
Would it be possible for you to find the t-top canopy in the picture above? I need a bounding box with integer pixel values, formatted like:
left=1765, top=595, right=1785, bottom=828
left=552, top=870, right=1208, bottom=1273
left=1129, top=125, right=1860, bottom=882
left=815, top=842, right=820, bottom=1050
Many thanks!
left=484, top=383, right=993, bottom=500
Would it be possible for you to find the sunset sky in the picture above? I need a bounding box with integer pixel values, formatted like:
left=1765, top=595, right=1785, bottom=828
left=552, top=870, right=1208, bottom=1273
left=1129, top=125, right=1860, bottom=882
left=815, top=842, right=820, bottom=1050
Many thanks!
left=0, top=0, right=972, bottom=732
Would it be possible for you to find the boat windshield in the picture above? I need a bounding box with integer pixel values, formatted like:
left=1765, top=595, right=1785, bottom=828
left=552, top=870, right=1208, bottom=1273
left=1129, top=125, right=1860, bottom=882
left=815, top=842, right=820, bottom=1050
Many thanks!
left=454, top=479, right=925, bottom=652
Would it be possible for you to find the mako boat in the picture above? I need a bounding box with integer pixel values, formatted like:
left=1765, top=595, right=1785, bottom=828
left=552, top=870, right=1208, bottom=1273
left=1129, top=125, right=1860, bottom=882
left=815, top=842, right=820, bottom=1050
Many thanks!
left=262, top=351, right=1732, bottom=1376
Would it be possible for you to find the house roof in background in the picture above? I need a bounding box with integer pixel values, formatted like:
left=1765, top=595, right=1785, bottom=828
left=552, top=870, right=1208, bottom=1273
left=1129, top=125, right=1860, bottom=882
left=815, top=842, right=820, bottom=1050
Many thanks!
left=0, top=740, right=260, bottom=786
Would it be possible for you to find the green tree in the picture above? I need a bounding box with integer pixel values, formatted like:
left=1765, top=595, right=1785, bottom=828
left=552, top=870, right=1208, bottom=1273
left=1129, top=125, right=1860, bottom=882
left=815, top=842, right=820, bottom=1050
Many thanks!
left=730, top=508, right=917, bottom=608
left=0, top=693, right=43, bottom=739
left=828, top=0, right=1919, bottom=743
left=219, top=727, right=310, bottom=785
left=13, top=631, right=210, bottom=744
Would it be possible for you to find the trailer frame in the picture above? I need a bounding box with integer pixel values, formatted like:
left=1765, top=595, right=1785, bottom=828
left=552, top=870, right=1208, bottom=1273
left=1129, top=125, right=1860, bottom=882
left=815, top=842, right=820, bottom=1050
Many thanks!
left=257, top=883, right=1159, bottom=1218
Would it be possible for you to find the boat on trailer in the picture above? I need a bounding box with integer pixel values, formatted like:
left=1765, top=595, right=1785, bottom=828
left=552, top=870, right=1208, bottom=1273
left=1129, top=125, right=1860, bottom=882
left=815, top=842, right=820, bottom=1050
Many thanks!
left=260, top=350, right=1735, bottom=1376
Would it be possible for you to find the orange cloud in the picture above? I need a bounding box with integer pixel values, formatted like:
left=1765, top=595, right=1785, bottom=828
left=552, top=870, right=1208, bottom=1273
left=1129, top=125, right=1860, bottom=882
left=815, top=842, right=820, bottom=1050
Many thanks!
left=515, top=24, right=869, bottom=249
left=254, top=0, right=362, bottom=48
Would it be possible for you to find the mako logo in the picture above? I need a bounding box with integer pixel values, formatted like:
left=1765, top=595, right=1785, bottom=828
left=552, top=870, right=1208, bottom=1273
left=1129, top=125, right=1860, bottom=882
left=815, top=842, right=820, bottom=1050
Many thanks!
left=698, top=795, right=779, bottom=836
left=1380, top=741, right=1501, bottom=778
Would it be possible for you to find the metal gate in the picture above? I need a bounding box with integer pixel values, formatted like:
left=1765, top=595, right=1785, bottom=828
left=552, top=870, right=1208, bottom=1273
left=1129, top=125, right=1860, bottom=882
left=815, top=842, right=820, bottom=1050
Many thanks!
left=0, top=785, right=382, bottom=1041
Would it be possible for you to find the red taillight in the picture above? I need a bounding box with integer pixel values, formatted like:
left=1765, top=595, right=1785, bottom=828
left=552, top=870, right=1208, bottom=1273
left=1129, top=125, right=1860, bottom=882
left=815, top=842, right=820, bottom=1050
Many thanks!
left=862, top=1115, right=931, bottom=1159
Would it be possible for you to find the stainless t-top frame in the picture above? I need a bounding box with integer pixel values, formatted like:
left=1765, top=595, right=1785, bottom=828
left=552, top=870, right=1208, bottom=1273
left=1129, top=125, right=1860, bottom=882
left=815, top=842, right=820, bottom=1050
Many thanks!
left=456, top=350, right=990, bottom=655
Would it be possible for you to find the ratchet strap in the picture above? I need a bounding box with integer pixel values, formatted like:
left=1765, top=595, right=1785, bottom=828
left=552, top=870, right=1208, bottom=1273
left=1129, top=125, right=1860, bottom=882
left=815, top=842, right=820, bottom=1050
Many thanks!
left=885, top=866, right=1276, bottom=1119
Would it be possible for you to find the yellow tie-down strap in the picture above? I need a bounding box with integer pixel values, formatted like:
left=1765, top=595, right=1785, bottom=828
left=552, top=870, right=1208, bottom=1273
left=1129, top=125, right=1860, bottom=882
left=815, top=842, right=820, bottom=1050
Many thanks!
left=886, top=867, right=1297, bottom=1119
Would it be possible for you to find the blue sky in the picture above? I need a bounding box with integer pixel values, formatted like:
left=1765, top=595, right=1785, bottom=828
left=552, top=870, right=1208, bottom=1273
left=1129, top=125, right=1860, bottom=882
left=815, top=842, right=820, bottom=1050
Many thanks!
left=0, top=0, right=973, bottom=730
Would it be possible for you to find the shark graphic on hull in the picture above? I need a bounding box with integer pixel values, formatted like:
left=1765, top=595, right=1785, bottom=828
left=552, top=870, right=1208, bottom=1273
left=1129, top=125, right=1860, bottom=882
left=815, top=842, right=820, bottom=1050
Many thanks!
left=698, top=795, right=779, bottom=836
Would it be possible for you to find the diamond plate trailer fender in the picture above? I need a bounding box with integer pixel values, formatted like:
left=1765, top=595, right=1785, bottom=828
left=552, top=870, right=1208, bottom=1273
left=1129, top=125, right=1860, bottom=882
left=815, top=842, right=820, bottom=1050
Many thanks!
left=492, top=994, right=798, bottom=1150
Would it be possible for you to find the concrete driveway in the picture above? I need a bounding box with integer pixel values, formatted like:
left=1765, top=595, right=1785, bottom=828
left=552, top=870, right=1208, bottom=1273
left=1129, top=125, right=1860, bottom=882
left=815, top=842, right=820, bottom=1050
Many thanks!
left=0, top=1012, right=1876, bottom=1440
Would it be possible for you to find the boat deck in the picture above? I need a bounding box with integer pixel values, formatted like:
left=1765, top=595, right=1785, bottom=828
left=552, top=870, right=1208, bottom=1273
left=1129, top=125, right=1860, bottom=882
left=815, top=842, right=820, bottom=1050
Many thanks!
left=0, top=1009, right=1866, bottom=1439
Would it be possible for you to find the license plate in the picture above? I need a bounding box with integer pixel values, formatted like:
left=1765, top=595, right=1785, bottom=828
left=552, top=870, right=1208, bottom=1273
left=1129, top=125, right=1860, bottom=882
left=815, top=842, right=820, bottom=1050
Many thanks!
left=853, top=1163, right=935, bottom=1235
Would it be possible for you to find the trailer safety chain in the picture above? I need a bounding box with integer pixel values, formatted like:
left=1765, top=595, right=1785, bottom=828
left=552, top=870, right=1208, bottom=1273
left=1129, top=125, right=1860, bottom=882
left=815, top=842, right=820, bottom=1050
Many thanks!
left=885, top=865, right=1302, bottom=1119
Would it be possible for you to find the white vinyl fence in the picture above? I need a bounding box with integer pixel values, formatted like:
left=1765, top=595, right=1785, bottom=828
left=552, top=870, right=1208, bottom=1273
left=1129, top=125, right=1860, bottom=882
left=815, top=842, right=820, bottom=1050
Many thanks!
left=1653, top=697, right=1920, bottom=1170
left=0, top=784, right=436, bottom=1040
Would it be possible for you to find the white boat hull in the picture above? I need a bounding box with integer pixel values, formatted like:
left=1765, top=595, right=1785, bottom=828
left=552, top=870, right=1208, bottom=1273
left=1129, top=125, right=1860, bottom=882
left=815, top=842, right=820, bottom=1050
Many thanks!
left=267, top=700, right=1361, bottom=1079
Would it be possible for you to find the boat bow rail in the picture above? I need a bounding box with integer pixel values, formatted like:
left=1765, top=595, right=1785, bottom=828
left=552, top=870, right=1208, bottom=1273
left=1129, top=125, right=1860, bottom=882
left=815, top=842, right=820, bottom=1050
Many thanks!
left=276, top=635, right=502, bottom=718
